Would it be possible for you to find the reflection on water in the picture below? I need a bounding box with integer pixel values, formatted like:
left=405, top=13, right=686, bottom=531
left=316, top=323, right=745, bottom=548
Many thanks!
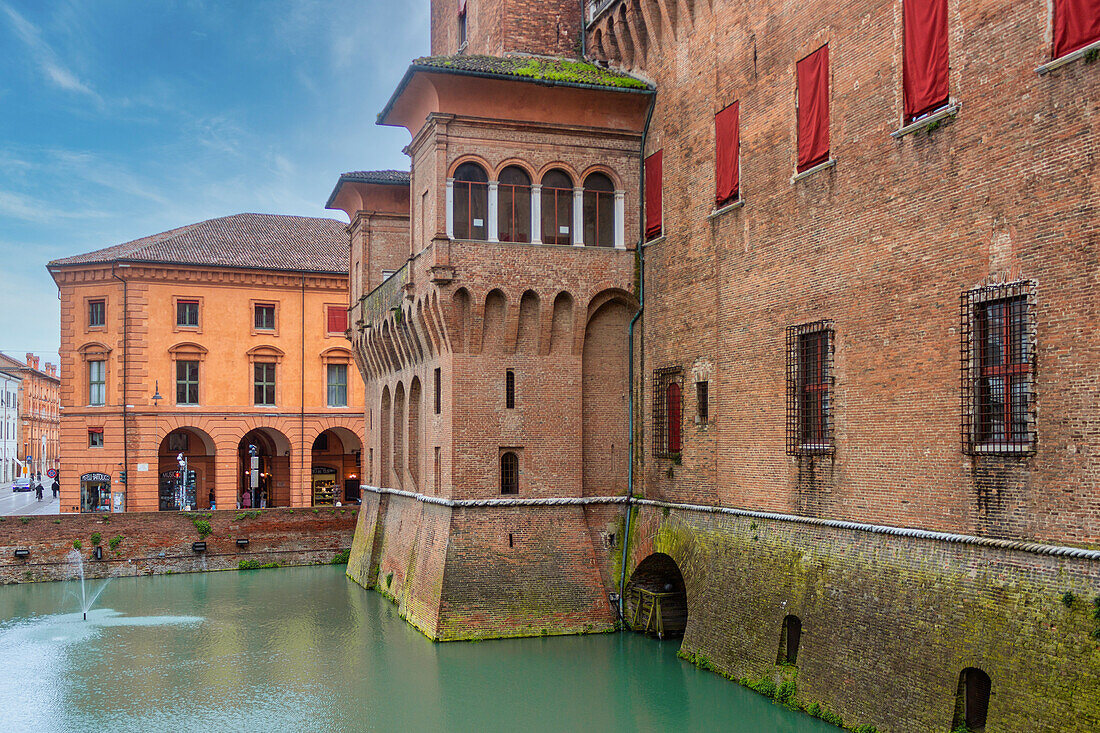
left=0, top=567, right=835, bottom=732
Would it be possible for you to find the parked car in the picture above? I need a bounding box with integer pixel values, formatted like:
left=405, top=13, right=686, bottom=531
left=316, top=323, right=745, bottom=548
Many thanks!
left=12, top=476, right=32, bottom=492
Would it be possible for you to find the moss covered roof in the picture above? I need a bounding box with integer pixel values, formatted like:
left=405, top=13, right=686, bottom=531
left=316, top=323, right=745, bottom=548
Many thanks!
left=411, top=54, right=652, bottom=91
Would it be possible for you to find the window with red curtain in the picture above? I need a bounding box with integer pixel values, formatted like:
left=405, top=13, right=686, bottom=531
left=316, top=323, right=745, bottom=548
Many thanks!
left=796, top=46, right=830, bottom=172
left=667, top=382, right=682, bottom=454
left=903, top=0, right=950, bottom=123
left=327, top=306, right=348, bottom=335
left=644, top=150, right=663, bottom=240
left=715, top=102, right=739, bottom=206
left=1053, top=0, right=1100, bottom=59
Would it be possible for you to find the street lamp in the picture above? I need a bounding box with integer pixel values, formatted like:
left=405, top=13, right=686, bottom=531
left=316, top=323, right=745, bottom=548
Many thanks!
left=152, top=380, right=163, bottom=407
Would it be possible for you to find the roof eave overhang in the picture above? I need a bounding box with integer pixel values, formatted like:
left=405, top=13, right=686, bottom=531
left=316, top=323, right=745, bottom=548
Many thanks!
left=377, top=63, right=654, bottom=128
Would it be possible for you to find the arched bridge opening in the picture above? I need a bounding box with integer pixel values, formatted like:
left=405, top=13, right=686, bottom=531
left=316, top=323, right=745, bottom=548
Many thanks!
left=625, top=552, right=688, bottom=639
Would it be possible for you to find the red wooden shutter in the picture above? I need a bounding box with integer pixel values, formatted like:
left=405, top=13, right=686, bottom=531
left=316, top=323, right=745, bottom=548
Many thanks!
left=715, top=102, right=740, bottom=205
left=903, top=0, right=950, bottom=123
left=667, top=382, right=682, bottom=453
left=327, top=306, right=348, bottom=334
left=1054, top=0, right=1100, bottom=58
left=796, top=46, right=830, bottom=172
left=644, top=150, right=663, bottom=239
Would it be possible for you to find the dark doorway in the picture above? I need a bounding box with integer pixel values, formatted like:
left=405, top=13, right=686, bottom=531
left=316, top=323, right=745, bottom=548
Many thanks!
left=953, top=667, right=991, bottom=732
left=625, top=553, right=688, bottom=638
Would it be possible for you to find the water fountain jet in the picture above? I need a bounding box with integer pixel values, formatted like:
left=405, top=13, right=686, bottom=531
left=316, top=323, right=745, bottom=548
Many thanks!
left=67, top=549, right=113, bottom=621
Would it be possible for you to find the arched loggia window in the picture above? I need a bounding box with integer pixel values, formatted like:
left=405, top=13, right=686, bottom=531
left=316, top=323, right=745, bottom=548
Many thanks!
left=453, top=162, right=489, bottom=240
left=497, top=166, right=532, bottom=243
left=583, top=172, right=615, bottom=247
left=541, top=169, right=574, bottom=245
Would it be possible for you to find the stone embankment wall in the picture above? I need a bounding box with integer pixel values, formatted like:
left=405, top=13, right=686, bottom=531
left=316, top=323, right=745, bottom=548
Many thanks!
left=0, top=507, right=356, bottom=584
left=346, top=488, right=618, bottom=640
left=626, top=504, right=1100, bottom=733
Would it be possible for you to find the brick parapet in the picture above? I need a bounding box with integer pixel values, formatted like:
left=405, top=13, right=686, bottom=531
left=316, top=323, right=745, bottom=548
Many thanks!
left=0, top=507, right=356, bottom=585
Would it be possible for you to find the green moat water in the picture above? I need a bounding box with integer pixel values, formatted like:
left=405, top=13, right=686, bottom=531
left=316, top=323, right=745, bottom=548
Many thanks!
left=0, top=565, right=835, bottom=732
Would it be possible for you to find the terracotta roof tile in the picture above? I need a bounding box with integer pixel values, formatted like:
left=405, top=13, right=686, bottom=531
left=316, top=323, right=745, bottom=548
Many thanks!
left=49, top=213, right=349, bottom=274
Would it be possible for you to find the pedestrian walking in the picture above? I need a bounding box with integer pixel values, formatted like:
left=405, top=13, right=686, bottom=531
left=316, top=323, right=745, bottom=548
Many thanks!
left=35, top=482, right=43, bottom=501
left=51, top=478, right=59, bottom=499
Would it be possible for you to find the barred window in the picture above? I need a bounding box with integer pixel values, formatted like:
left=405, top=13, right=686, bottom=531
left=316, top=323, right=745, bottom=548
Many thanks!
left=786, top=321, right=834, bottom=455
left=176, top=300, right=199, bottom=327
left=653, top=367, right=683, bottom=458
left=961, top=282, right=1035, bottom=453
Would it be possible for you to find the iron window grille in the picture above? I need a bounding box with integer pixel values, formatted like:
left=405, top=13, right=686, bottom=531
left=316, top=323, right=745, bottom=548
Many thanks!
left=505, top=369, right=515, bottom=409
left=653, top=367, right=683, bottom=458
left=254, top=304, right=276, bottom=330
left=176, top=360, right=199, bottom=405
left=88, top=300, right=105, bottom=327
left=960, top=281, right=1036, bottom=454
left=177, top=300, right=199, bottom=327
left=786, top=321, right=835, bottom=455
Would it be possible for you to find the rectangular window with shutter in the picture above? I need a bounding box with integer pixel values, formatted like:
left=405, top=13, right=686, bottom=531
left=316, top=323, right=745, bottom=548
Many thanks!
left=903, top=0, right=950, bottom=124
left=644, top=150, right=663, bottom=240
left=88, top=360, right=106, bottom=406
left=1053, top=0, right=1100, bottom=59
left=327, top=305, right=348, bottom=335
left=327, top=364, right=348, bottom=407
left=176, top=360, right=199, bottom=405
left=715, top=102, right=739, bottom=207
left=254, top=363, right=276, bottom=406
left=797, top=45, right=830, bottom=172
left=88, top=300, right=105, bottom=328
left=255, top=304, right=276, bottom=330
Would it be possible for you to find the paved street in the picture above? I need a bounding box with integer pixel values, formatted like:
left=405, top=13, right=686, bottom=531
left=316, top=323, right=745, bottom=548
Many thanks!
left=0, top=483, right=60, bottom=515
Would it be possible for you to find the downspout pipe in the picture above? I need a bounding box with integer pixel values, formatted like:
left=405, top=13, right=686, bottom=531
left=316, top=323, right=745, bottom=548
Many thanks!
left=618, top=91, right=655, bottom=627
left=111, top=266, right=129, bottom=511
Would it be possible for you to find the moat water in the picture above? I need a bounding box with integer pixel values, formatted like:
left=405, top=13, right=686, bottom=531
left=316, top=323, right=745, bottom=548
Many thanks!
left=0, top=565, right=835, bottom=732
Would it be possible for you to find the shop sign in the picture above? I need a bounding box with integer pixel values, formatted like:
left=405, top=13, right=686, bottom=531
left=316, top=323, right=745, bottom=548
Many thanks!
left=80, top=472, right=111, bottom=483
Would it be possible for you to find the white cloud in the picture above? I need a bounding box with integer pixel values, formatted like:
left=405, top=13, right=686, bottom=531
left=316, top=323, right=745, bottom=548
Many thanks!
left=0, top=0, right=101, bottom=103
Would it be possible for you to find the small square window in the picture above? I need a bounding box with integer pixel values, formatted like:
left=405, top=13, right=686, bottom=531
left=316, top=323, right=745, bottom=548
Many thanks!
left=88, top=300, right=105, bottom=328
left=88, top=429, right=104, bottom=448
left=255, top=304, right=276, bottom=330
left=177, top=300, right=199, bottom=328
left=326, top=305, right=348, bottom=335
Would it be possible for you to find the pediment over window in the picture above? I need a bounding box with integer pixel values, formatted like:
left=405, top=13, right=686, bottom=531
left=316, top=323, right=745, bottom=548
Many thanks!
left=77, top=342, right=112, bottom=361
left=246, top=344, right=285, bottom=363
left=168, top=342, right=209, bottom=361
left=320, top=346, right=353, bottom=364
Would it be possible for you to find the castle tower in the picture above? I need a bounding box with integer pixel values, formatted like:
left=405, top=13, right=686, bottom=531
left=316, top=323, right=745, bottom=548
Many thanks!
left=430, top=0, right=583, bottom=59
left=331, top=4, right=653, bottom=639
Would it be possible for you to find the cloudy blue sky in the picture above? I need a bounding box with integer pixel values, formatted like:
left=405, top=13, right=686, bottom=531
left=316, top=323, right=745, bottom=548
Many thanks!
left=0, top=0, right=428, bottom=364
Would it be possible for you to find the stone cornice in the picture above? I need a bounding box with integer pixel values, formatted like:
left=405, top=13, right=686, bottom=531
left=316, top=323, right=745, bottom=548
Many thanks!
left=50, top=263, right=348, bottom=291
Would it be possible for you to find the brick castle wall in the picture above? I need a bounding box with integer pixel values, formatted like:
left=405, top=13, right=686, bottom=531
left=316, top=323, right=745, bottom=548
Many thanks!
left=627, top=503, right=1100, bottom=732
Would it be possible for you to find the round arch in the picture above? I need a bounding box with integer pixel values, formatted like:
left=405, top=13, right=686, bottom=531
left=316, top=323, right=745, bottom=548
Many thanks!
left=447, top=154, right=493, bottom=179
left=625, top=552, right=688, bottom=638
left=310, top=426, right=363, bottom=506
left=535, top=162, right=579, bottom=184
left=493, top=158, right=537, bottom=180
left=158, top=426, right=216, bottom=511
left=238, top=427, right=292, bottom=509
left=579, top=164, right=623, bottom=190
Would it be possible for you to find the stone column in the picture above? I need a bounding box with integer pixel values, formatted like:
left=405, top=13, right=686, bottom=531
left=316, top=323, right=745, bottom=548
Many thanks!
left=445, top=179, right=454, bottom=239
left=487, top=181, right=499, bottom=242
left=531, top=184, right=542, bottom=244
left=614, top=191, right=626, bottom=249
left=573, top=187, right=585, bottom=246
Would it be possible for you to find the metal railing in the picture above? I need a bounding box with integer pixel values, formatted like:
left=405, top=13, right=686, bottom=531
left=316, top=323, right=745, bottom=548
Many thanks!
left=588, top=0, right=619, bottom=22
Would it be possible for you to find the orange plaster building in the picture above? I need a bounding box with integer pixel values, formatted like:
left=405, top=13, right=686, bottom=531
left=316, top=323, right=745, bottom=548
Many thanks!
left=0, top=353, right=60, bottom=480
left=48, top=213, right=365, bottom=513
